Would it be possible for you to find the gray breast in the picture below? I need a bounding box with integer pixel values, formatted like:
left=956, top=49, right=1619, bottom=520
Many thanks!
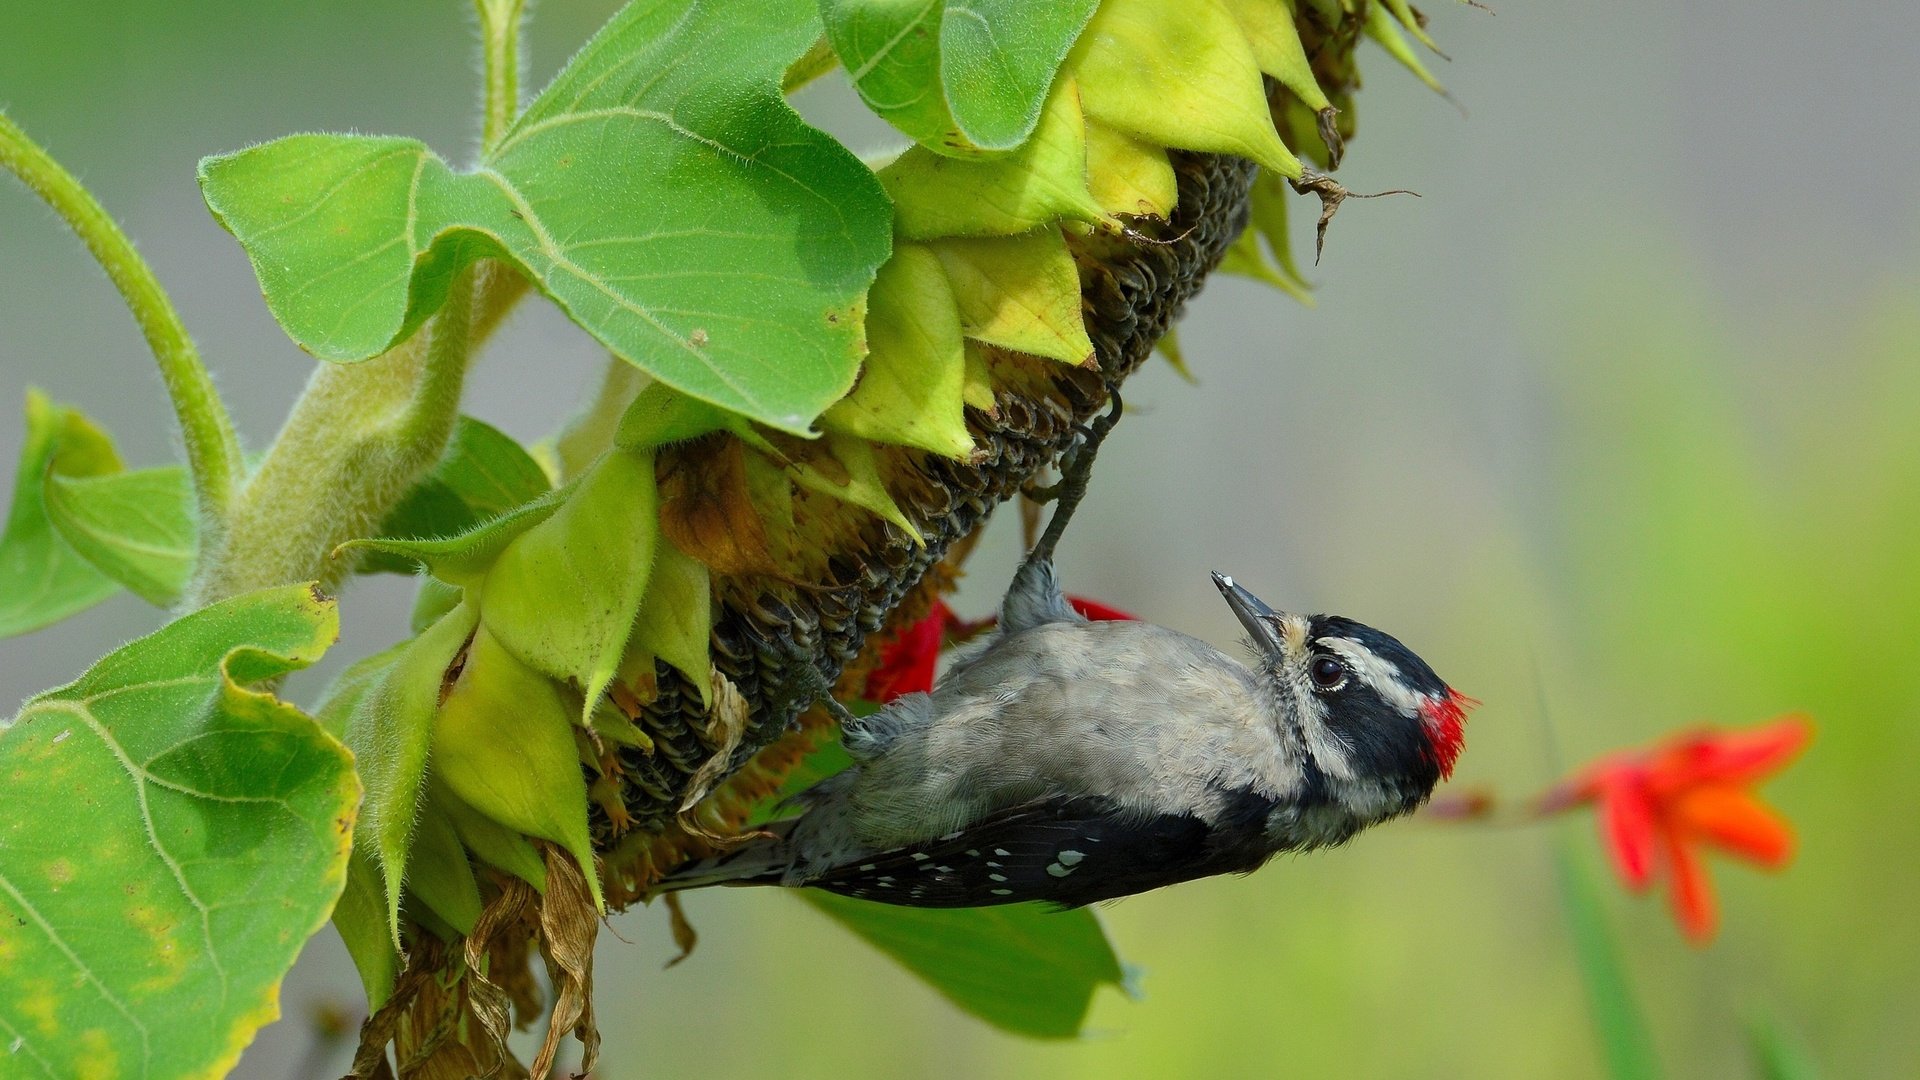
left=835, top=621, right=1300, bottom=850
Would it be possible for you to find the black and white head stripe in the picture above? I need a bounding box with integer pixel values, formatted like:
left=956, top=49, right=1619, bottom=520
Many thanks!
left=1308, top=616, right=1450, bottom=706
left=1300, top=614, right=1454, bottom=799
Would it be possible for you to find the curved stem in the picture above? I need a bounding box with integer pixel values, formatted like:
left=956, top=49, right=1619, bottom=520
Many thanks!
left=0, top=110, right=242, bottom=523
left=196, top=271, right=479, bottom=602
left=554, top=355, right=646, bottom=481
left=474, top=0, right=528, bottom=153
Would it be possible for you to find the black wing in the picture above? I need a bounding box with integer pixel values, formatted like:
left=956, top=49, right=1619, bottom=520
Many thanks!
left=807, top=791, right=1277, bottom=908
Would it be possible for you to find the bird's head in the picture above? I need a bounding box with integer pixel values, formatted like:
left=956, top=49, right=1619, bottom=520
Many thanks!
left=1212, top=572, right=1473, bottom=824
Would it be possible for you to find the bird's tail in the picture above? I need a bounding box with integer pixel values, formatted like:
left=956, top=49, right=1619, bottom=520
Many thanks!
left=649, top=820, right=797, bottom=896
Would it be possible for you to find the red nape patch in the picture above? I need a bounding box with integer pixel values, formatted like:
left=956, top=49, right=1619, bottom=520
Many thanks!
left=1418, top=689, right=1476, bottom=780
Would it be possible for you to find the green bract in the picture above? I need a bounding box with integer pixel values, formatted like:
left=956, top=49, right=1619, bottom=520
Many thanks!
left=822, top=0, right=1100, bottom=154
left=479, top=447, right=659, bottom=715
left=0, top=584, right=353, bottom=1079
left=369, top=415, right=552, bottom=576
left=0, top=391, right=126, bottom=636
left=348, top=600, right=482, bottom=938
left=198, top=0, right=892, bottom=435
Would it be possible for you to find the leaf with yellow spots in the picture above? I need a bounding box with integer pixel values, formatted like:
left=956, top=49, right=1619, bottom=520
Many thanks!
left=0, top=583, right=355, bottom=1080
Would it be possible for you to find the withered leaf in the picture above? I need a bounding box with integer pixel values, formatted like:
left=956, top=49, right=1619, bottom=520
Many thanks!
left=658, top=437, right=786, bottom=577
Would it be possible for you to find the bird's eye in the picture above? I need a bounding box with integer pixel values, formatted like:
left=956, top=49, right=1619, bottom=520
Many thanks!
left=1309, top=655, right=1347, bottom=691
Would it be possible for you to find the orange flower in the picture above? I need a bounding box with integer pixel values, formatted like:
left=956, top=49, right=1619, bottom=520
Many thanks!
left=1544, top=716, right=1811, bottom=943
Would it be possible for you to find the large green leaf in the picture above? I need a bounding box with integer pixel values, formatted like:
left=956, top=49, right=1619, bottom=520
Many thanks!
left=0, top=390, right=124, bottom=636
left=801, top=893, right=1126, bottom=1038
left=199, top=0, right=891, bottom=435
left=43, top=464, right=198, bottom=606
left=0, top=584, right=355, bottom=1079
left=822, top=0, right=1099, bottom=154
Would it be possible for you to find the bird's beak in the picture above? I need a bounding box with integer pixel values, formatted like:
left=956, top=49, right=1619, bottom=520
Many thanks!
left=1212, top=572, right=1290, bottom=662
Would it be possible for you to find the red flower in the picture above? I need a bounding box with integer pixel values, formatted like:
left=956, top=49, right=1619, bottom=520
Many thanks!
left=862, top=595, right=1136, bottom=703
left=1545, top=716, right=1811, bottom=943
left=1067, top=596, right=1137, bottom=622
left=863, top=599, right=961, bottom=703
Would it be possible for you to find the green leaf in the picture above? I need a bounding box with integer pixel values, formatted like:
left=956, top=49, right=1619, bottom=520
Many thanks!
left=43, top=465, right=198, bottom=605
left=0, top=390, right=124, bottom=636
left=434, top=415, right=552, bottom=515
left=1071, top=0, right=1300, bottom=179
left=408, top=577, right=465, bottom=635
left=402, top=801, right=483, bottom=937
left=1217, top=227, right=1312, bottom=305
left=881, top=75, right=1108, bottom=239
left=333, top=849, right=400, bottom=1009
left=615, top=381, right=777, bottom=457
left=790, top=433, right=924, bottom=542
left=341, top=485, right=569, bottom=588
left=199, top=0, right=891, bottom=435
left=479, top=447, right=659, bottom=715
left=801, top=893, right=1126, bottom=1038
left=348, top=600, right=480, bottom=939
left=1556, top=841, right=1666, bottom=1080
left=823, top=0, right=1099, bottom=154
left=821, top=243, right=975, bottom=459
left=365, top=416, right=551, bottom=576
left=432, top=624, right=602, bottom=911
left=429, top=775, right=547, bottom=893
left=0, top=583, right=355, bottom=1079
left=624, top=535, right=713, bottom=704
left=309, top=640, right=407, bottom=742
left=930, top=227, right=1095, bottom=364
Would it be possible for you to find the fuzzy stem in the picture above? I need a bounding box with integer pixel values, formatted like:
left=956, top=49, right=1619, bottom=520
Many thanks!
left=0, top=109, right=242, bottom=525
left=195, top=271, right=478, bottom=602
left=473, top=0, right=527, bottom=153
left=554, top=356, right=647, bottom=481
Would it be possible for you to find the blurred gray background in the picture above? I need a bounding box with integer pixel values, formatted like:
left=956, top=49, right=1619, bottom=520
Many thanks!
left=4, top=2, right=1918, bottom=1077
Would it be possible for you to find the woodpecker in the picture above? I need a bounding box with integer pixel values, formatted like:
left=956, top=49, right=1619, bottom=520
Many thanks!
left=660, top=393, right=1471, bottom=907
left=662, top=559, right=1469, bottom=907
